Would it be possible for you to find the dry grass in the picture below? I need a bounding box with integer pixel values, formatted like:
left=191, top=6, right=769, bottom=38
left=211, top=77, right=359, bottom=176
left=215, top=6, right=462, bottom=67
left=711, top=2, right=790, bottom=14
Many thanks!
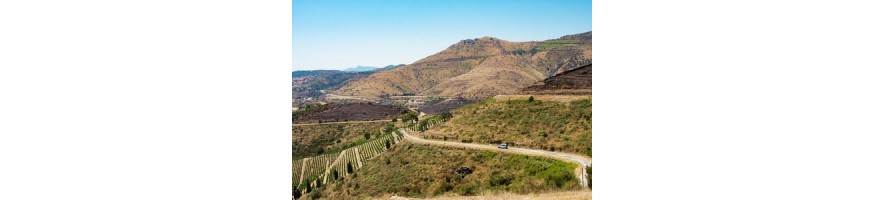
left=493, top=95, right=590, bottom=104
left=315, top=142, right=581, bottom=200
left=388, top=190, right=591, bottom=200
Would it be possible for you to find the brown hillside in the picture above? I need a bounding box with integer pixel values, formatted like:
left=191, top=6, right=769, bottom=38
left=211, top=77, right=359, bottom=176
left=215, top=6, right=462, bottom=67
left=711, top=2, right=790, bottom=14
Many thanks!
left=335, top=32, right=592, bottom=99
left=522, top=64, right=592, bottom=95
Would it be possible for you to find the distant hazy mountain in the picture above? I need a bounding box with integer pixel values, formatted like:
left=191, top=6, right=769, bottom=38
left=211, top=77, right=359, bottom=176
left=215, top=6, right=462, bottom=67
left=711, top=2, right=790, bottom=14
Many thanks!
left=380, top=64, right=406, bottom=71
left=292, top=70, right=373, bottom=98
left=335, top=31, right=592, bottom=99
left=343, top=66, right=379, bottom=72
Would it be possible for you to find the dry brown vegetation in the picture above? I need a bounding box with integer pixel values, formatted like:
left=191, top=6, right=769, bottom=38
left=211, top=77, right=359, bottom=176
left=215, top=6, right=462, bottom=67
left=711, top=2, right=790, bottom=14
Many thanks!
left=314, top=142, right=581, bottom=200
left=335, top=32, right=592, bottom=99
left=388, top=190, right=591, bottom=200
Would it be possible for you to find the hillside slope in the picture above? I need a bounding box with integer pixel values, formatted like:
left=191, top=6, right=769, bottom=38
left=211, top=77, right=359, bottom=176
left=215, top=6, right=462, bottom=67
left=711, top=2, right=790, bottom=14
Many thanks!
left=522, top=64, right=591, bottom=95
left=316, top=142, right=580, bottom=199
left=335, top=32, right=592, bottom=99
left=292, top=70, right=373, bottom=98
left=422, top=95, right=591, bottom=157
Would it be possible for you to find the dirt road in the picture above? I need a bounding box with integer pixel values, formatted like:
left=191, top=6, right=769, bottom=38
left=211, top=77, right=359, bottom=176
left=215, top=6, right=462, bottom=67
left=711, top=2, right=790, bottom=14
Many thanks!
left=398, top=129, right=591, bottom=189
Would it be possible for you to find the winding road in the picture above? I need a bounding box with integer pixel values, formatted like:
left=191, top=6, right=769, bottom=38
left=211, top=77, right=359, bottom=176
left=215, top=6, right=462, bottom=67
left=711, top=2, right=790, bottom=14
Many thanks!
left=397, top=129, right=591, bottom=189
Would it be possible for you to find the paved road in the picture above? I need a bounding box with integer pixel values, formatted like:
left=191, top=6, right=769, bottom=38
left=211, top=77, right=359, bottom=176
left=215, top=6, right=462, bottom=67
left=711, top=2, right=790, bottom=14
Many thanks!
left=398, top=129, right=591, bottom=189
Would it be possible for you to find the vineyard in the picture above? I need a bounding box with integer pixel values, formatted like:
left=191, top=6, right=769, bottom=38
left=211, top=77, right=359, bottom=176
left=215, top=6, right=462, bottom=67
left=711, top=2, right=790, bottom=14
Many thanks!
left=292, top=121, right=391, bottom=159
left=293, top=130, right=405, bottom=194
left=405, top=112, right=452, bottom=132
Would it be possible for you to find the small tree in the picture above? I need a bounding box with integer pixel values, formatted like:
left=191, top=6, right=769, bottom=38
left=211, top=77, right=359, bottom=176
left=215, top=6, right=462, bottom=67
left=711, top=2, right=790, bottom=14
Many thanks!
left=392, top=118, right=398, bottom=122
left=440, top=111, right=453, bottom=120
left=363, top=132, right=371, bottom=140
left=293, top=184, right=301, bottom=199
left=385, top=140, right=391, bottom=149
left=386, top=123, right=395, bottom=133
left=347, top=161, right=353, bottom=174
left=528, top=96, right=535, bottom=102
left=332, top=170, right=339, bottom=180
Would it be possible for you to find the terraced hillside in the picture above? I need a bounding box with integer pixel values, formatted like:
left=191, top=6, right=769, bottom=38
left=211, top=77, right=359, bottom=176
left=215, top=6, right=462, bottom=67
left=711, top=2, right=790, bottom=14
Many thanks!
left=292, top=121, right=394, bottom=159
left=293, top=131, right=405, bottom=199
left=335, top=32, right=592, bottom=99
left=319, top=143, right=581, bottom=199
left=422, top=95, right=592, bottom=157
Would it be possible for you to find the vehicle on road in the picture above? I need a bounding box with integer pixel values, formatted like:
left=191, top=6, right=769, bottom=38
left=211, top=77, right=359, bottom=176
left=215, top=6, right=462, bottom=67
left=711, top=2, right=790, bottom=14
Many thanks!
left=497, top=143, right=508, bottom=149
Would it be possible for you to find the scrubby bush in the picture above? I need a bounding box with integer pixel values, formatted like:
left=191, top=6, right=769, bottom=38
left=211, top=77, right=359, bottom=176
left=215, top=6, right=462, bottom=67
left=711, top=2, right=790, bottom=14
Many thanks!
left=488, top=173, right=514, bottom=187
left=310, top=189, right=322, bottom=199
left=455, top=183, right=479, bottom=195
left=323, top=144, right=579, bottom=199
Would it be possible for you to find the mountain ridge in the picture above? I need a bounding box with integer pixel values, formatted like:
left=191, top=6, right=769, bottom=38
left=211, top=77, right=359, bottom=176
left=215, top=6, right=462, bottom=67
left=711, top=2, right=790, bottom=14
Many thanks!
left=335, top=31, right=592, bottom=99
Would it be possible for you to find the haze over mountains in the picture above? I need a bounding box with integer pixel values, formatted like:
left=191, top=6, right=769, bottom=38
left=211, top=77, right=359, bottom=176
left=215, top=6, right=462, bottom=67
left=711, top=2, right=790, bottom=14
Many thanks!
left=335, top=31, right=591, bottom=99
left=342, top=66, right=378, bottom=72
left=341, top=64, right=406, bottom=72
left=292, top=64, right=405, bottom=98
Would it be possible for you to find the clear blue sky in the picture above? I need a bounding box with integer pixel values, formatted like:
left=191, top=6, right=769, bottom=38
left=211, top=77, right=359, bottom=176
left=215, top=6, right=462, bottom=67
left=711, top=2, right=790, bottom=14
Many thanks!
left=293, top=0, right=591, bottom=71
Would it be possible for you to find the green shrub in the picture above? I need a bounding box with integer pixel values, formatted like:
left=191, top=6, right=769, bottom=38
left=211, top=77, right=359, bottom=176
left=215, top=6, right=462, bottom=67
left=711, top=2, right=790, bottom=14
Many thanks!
left=310, top=189, right=322, bottom=199
left=488, top=173, right=514, bottom=187
left=456, top=183, right=479, bottom=195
